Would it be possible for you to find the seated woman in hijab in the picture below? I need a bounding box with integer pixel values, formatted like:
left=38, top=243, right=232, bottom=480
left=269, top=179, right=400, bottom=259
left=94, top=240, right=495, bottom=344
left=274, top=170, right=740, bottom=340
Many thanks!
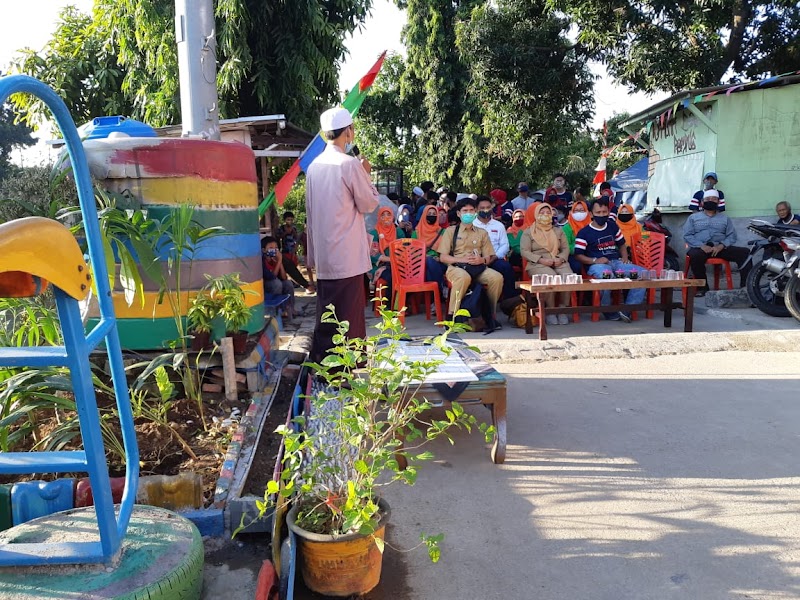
left=521, top=203, right=573, bottom=326
left=413, top=204, right=446, bottom=292
left=615, top=203, right=643, bottom=251
left=369, top=206, right=403, bottom=303
left=563, top=200, right=591, bottom=273
left=506, top=208, right=526, bottom=269
left=396, top=203, right=414, bottom=238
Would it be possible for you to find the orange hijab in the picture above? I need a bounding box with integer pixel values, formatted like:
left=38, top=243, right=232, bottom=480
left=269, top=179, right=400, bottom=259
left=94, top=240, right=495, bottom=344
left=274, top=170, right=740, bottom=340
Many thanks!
left=416, top=205, right=442, bottom=249
left=376, top=207, right=397, bottom=252
left=508, top=209, right=526, bottom=235
left=568, top=200, right=591, bottom=233
left=616, top=203, right=641, bottom=247
left=529, top=203, right=560, bottom=258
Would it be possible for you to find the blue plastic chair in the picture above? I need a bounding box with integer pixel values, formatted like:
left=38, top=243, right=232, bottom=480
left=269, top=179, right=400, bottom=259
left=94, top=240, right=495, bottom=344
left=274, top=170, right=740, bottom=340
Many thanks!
left=0, top=75, right=139, bottom=566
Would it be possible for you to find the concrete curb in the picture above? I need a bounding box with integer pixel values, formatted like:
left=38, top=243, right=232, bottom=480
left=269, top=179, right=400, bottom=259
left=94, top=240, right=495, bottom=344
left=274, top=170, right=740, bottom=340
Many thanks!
left=477, top=329, right=800, bottom=364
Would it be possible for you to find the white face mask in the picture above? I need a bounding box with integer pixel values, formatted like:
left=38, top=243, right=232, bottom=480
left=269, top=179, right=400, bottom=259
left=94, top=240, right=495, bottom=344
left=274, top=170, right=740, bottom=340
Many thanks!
left=572, top=211, right=587, bottom=221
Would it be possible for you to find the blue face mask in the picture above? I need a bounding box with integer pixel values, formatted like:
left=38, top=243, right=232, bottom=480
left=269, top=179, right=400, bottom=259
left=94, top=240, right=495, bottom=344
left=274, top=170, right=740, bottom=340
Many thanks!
left=344, top=142, right=355, bottom=154
left=264, top=248, right=278, bottom=258
left=460, top=213, right=477, bottom=224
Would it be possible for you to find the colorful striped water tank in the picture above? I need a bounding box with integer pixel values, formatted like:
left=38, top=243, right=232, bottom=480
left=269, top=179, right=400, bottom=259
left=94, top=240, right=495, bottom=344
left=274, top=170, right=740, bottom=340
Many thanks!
left=81, top=137, right=265, bottom=350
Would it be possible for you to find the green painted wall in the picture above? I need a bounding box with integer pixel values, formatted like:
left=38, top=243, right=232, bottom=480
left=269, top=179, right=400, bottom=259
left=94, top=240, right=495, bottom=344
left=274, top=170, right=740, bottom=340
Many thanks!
left=647, top=84, right=800, bottom=218
left=716, top=85, right=800, bottom=217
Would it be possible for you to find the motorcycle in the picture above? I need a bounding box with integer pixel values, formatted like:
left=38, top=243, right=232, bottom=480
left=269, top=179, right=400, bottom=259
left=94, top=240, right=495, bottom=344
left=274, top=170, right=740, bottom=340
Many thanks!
left=779, top=235, right=800, bottom=323
left=640, top=209, right=681, bottom=272
left=743, top=220, right=800, bottom=317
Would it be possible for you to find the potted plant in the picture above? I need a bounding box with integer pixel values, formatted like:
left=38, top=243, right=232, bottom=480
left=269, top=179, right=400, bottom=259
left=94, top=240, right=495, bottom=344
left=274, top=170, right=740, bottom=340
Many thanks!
left=258, top=304, right=494, bottom=596
left=206, top=273, right=254, bottom=354
left=186, top=292, right=218, bottom=351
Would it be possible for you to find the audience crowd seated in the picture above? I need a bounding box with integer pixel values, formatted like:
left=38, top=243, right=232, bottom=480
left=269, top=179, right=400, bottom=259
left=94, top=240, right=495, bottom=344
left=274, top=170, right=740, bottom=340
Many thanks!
left=272, top=168, right=797, bottom=330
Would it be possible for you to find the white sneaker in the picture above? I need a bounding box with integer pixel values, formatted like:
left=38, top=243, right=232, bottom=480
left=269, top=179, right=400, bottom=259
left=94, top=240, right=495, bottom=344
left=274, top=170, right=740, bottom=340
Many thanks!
left=545, top=315, right=558, bottom=326
left=557, top=313, right=569, bottom=325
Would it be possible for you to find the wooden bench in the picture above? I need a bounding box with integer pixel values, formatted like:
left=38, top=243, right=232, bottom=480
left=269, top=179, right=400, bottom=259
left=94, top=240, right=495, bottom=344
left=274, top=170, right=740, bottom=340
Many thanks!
left=392, top=336, right=507, bottom=465
left=517, top=278, right=706, bottom=340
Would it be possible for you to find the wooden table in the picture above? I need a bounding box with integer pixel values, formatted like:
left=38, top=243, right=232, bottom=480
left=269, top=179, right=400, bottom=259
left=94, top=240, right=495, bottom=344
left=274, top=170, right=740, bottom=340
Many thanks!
left=393, top=337, right=507, bottom=464
left=517, top=278, right=706, bottom=340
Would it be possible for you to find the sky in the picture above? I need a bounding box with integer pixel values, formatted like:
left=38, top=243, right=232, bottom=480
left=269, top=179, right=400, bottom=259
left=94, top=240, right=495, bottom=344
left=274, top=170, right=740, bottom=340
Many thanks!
left=1, top=0, right=667, bottom=165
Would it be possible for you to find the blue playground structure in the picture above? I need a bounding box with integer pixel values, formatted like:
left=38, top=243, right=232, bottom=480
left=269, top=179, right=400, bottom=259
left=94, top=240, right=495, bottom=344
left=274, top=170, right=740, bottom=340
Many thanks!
left=0, top=75, right=139, bottom=566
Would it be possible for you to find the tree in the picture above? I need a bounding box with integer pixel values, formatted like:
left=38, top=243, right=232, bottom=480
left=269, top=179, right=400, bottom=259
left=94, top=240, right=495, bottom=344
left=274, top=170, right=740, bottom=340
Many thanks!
left=548, top=0, right=800, bottom=93
left=396, top=0, right=486, bottom=187
left=456, top=0, right=595, bottom=186
left=0, top=105, right=36, bottom=181
left=354, top=53, right=426, bottom=186
left=10, top=6, right=132, bottom=131
left=10, top=1, right=374, bottom=131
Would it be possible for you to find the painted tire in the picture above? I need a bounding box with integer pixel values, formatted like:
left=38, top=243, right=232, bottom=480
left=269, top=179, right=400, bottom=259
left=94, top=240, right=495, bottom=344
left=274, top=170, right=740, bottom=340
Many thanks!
left=0, top=505, right=204, bottom=600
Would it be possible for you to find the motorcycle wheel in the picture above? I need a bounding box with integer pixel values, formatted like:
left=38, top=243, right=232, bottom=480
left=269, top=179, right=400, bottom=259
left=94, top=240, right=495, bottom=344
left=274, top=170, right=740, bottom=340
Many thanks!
left=664, top=254, right=681, bottom=273
left=784, top=271, right=800, bottom=323
left=746, top=262, right=790, bottom=317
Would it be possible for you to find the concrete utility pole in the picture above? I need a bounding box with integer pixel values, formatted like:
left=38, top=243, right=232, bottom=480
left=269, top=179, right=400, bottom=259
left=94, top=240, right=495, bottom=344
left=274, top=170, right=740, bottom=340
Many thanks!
left=175, top=0, right=221, bottom=140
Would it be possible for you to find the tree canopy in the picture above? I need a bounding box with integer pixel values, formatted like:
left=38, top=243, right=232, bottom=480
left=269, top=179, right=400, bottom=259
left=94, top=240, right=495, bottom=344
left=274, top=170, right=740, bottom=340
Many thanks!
left=10, top=1, right=374, bottom=131
left=548, top=0, right=800, bottom=93
left=0, top=105, right=36, bottom=181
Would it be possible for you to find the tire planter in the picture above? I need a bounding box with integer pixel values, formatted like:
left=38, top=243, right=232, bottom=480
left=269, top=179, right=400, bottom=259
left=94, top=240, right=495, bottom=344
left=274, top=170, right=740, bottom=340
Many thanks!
left=286, top=497, right=390, bottom=597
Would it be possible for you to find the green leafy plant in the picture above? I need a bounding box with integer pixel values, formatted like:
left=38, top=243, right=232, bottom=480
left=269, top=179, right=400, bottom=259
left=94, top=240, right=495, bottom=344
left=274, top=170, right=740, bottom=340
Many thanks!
left=187, top=292, right=218, bottom=335
left=254, top=304, right=494, bottom=562
left=0, top=294, right=61, bottom=347
left=206, top=273, right=254, bottom=334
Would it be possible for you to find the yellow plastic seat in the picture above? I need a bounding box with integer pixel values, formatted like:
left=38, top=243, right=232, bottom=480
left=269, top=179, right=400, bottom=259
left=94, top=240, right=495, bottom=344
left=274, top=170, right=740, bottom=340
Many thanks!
left=0, top=217, right=90, bottom=300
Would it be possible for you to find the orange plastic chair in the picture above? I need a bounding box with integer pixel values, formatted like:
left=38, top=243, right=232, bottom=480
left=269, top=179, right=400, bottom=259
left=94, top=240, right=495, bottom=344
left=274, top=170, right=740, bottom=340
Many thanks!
left=389, top=238, right=443, bottom=325
left=632, top=232, right=666, bottom=319
left=683, top=254, right=734, bottom=290
left=522, top=257, right=580, bottom=323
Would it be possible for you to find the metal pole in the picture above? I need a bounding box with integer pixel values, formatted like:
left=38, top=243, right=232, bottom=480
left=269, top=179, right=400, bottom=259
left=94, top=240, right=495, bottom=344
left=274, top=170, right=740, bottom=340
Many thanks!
left=175, top=0, right=220, bottom=140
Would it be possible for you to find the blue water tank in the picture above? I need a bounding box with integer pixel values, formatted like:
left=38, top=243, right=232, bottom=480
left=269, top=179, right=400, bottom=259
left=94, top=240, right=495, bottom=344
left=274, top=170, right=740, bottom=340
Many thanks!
left=77, top=116, right=157, bottom=141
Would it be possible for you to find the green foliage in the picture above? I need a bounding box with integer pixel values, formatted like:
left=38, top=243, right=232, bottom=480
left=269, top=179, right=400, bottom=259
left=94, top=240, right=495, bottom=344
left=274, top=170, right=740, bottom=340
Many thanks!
left=0, top=165, right=78, bottom=225
left=205, top=273, right=255, bottom=333
left=252, top=305, right=493, bottom=561
left=354, top=53, right=425, bottom=184
left=547, top=0, right=800, bottom=93
left=0, top=365, right=126, bottom=467
left=397, top=0, right=484, bottom=188
left=456, top=0, right=595, bottom=185
left=0, top=294, right=61, bottom=347
left=10, top=1, right=374, bottom=131
left=9, top=6, right=132, bottom=131
left=0, top=104, right=35, bottom=181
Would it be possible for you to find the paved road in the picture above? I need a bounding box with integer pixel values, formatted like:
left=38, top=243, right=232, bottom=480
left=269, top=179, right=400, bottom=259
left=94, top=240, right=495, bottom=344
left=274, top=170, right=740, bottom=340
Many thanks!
left=380, top=352, right=800, bottom=600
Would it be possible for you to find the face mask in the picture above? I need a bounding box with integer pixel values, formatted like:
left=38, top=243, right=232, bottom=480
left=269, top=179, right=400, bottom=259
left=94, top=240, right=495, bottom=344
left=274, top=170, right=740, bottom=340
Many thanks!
left=425, top=214, right=437, bottom=225
left=703, top=181, right=714, bottom=190
left=702, top=201, right=718, bottom=212
left=618, top=213, right=634, bottom=223
left=601, top=190, right=612, bottom=198
left=478, top=210, right=492, bottom=220
left=399, top=212, right=410, bottom=223
left=537, top=214, right=552, bottom=225
left=513, top=218, right=524, bottom=227
left=344, top=142, right=355, bottom=154
left=264, top=248, right=278, bottom=258
left=593, top=215, right=608, bottom=226
left=572, top=211, right=587, bottom=221
left=460, top=213, right=476, bottom=224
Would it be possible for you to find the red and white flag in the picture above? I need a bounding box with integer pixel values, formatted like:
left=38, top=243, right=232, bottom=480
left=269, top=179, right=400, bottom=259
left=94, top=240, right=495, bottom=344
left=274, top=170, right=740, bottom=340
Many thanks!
left=592, top=155, right=607, bottom=185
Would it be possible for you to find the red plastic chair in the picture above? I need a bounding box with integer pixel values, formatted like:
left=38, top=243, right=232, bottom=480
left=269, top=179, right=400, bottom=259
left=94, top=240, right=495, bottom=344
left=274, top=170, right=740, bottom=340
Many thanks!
left=522, top=257, right=580, bottom=323
left=632, top=232, right=666, bottom=319
left=683, top=254, right=734, bottom=290
left=389, top=238, right=443, bottom=325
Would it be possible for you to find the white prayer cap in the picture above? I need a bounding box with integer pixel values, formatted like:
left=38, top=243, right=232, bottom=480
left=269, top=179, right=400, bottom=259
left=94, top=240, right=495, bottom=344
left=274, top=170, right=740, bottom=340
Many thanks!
left=319, top=107, right=352, bottom=132
left=703, top=189, right=720, bottom=199
left=412, top=186, right=424, bottom=197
